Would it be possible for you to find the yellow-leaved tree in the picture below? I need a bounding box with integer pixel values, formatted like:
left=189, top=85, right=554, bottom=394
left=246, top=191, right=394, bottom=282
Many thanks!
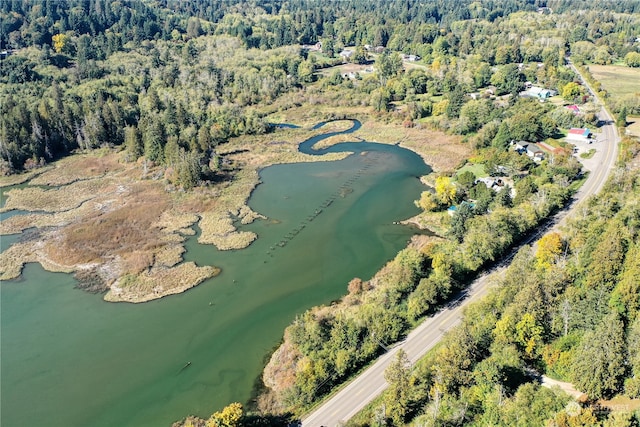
left=535, top=232, right=562, bottom=270
left=435, top=176, right=457, bottom=205
left=52, top=33, right=70, bottom=54
left=206, top=402, right=243, bottom=427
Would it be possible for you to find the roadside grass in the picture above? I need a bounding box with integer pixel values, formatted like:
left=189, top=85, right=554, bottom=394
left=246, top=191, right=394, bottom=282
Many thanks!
left=568, top=171, right=589, bottom=193
left=580, top=149, right=596, bottom=159
left=588, top=64, right=640, bottom=98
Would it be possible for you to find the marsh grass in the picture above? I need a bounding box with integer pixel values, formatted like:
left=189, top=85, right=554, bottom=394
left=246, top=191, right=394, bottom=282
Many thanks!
left=29, top=151, right=124, bottom=186
left=1, top=182, right=101, bottom=213
left=0, top=167, right=52, bottom=187
left=104, top=262, right=219, bottom=303
left=1, top=107, right=463, bottom=302
left=0, top=241, right=40, bottom=280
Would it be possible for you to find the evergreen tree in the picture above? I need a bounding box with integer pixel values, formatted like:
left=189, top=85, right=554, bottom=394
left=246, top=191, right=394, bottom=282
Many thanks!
left=571, top=313, right=626, bottom=399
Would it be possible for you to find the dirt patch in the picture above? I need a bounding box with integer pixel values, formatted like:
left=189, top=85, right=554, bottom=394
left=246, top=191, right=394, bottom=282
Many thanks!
left=541, top=375, right=587, bottom=401
left=597, top=396, right=640, bottom=413
left=627, top=116, right=640, bottom=137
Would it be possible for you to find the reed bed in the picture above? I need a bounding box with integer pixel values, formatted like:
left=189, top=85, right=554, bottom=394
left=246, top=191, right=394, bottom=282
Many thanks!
left=29, top=152, right=123, bottom=186
left=103, top=262, right=219, bottom=303
left=1, top=110, right=464, bottom=302
left=0, top=242, right=39, bottom=280
left=152, top=210, right=199, bottom=234
left=198, top=212, right=257, bottom=250
left=0, top=167, right=52, bottom=187
left=357, top=120, right=470, bottom=172
left=153, top=244, right=186, bottom=268
left=1, top=178, right=117, bottom=213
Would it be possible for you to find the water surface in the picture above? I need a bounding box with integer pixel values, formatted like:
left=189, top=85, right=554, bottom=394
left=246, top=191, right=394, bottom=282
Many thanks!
left=1, top=121, right=430, bottom=426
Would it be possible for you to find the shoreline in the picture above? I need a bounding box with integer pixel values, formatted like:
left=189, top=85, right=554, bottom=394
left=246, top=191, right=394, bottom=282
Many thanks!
left=0, top=116, right=468, bottom=303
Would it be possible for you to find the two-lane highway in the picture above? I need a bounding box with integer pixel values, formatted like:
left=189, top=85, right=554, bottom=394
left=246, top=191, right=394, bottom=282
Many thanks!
left=302, top=64, right=620, bottom=427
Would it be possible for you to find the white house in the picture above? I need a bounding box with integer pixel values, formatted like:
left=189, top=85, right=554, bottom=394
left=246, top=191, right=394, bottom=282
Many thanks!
left=525, top=86, right=557, bottom=100
left=402, top=54, right=421, bottom=62
left=339, top=50, right=353, bottom=60
left=566, top=128, right=592, bottom=143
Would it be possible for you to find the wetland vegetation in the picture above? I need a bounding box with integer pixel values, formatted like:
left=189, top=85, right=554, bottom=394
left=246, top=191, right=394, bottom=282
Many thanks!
left=1, top=0, right=640, bottom=426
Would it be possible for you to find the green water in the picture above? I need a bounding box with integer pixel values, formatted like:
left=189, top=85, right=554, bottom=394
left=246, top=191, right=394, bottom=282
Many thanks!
left=0, top=121, right=430, bottom=427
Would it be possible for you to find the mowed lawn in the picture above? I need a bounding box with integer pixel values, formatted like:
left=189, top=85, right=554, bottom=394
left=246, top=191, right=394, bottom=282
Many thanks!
left=588, top=64, right=640, bottom=97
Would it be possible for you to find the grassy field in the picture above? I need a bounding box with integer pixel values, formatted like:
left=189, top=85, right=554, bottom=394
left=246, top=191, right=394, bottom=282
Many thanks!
left=456, top=163, right=488, bottom=178
left=588, top=64, right=640, bottom=98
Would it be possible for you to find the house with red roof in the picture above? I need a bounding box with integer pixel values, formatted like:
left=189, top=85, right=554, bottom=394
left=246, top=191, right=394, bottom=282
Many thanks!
left=566, top=128, right=592, bottom=143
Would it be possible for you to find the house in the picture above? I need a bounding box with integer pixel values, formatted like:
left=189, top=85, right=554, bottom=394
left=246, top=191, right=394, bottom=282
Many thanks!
left=513, top=140, right=529, bottom=152
left=468, top=92, right=481, bottom=100
left=566, top=104, right=580, bottom=114
left=402, top=54, right=421, bottom=62
left=485, top=86, right=498, bottom=96
left=374, top=46, right=385, bottom=54
left=476, top=177, right=505, bottom=191
left=526, top=86, right=557, bottom=100
left=339, top=50, right=353, bottom=60
left=526, top=143, right=545, bottom=161
left=566, top=128, right=592, bottom=143
left=0, top=50, right=10, bottom=60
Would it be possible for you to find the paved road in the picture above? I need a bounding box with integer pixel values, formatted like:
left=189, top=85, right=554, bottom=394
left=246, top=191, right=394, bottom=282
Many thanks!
left=301, top=65, right=620, bottom=427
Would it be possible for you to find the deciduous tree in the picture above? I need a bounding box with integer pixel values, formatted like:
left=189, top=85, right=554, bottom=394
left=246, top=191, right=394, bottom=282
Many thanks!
left=535, top=232, right=563, bottom=270
left=384, top=350, right=412, bottom=425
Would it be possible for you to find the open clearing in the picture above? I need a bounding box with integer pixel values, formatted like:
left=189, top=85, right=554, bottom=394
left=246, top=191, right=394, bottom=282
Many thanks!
left=588, top=64, right=640, bottom=98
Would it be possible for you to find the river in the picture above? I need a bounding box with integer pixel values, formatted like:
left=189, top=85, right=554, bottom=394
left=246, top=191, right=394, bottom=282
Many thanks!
left=0, top=121, right=430, bottom=426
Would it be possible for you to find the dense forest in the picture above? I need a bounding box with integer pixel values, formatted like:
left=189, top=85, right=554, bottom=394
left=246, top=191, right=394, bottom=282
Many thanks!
left=2, top=0, right=640, bottom=180
left=345, top=134, right=640, bottom=427
left=2, top=1, right=640, bottom=426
